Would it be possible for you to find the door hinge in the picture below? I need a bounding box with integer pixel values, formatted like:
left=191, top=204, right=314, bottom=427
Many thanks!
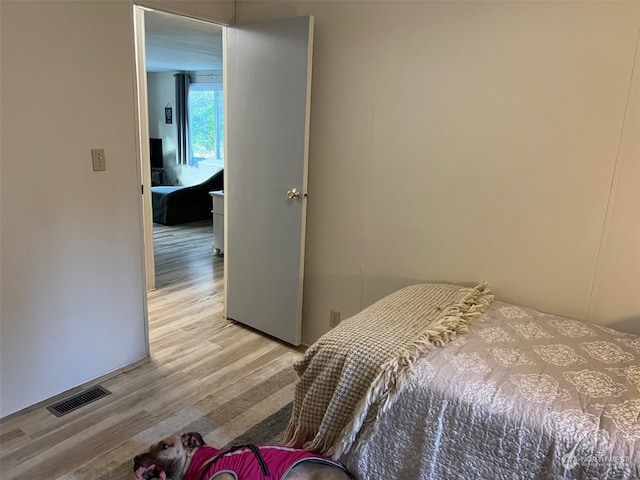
left=141, top=184, right=144, bottom=194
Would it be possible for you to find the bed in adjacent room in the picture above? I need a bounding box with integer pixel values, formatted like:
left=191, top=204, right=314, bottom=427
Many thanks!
left=151, top=169, right=223, bottom=225
left=284, top=283, right=639, bottom=479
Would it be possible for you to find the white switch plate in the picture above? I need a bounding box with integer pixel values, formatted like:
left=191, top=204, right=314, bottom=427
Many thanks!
left=91, top=148, right=106, bottom=171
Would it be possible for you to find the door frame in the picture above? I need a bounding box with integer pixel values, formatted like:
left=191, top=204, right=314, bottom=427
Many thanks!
left=133, top=5, right=156, bottom=294
left=132, top=6, right=227, bottom=355
left=133, top=8, right=312, bottom=347
left=133, top=6, right=227, bottom=294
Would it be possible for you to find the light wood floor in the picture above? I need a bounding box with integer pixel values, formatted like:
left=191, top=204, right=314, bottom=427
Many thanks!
left=0, top=220, right=305, bottom=480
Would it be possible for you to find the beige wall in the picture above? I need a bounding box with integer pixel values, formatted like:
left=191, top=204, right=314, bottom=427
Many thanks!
left=0, top=0, right=233, bottom=418
left=589, top=32, right=640, bottom=333
left=136, top=0, right=234, bottom=25
left=235, top=1, right=640, bottom=343
left=1, top=0, right=637, bottom=417
left=1, top=0, right=147, bottom=418
left=147, top=71, right=177, bottom=179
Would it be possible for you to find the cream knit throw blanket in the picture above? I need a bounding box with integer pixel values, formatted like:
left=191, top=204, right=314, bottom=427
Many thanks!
left=283, top=282, right=493, bottom=458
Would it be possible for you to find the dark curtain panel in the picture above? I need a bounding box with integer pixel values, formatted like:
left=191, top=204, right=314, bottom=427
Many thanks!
left=175, top=73, right=191, bottom=165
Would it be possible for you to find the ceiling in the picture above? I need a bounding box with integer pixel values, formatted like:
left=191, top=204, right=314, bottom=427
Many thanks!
left=144, top=9, right=223, bottom=73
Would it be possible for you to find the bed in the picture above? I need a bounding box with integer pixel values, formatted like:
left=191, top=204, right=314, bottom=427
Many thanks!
left=151, top=169, right=223, bottom=225
left=284, top=283, right=639, bottom=479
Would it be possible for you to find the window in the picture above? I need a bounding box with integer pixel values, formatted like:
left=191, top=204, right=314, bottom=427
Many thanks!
left=188, top=83, right=224, bottom=167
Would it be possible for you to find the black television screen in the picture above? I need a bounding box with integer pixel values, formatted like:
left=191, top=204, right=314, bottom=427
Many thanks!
left=149, top=138, right=163, bottom=169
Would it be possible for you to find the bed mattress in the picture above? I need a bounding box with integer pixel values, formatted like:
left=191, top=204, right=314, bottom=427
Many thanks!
left=343, top=300, right=640, bottom=479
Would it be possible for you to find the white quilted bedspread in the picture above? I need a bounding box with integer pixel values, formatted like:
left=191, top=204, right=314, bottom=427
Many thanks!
left=343, top=301, right=640, bottom=480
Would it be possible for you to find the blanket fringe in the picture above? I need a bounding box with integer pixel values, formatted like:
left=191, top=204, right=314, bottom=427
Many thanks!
left=284, top=422, right=333, bottom=452
left=327, top=282, right=494, bottom=458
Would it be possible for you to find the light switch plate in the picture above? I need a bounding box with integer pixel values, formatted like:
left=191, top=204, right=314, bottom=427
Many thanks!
left=91, top=148, right=106, bottom=171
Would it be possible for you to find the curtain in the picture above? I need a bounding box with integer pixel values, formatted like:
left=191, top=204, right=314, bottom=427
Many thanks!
left=175, top=73, right=191, bottom=165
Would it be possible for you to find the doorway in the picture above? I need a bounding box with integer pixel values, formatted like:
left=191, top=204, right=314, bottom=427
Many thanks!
left=134, top=7, right=315, bottom=348
left=134, top=6, right=224, bottom=295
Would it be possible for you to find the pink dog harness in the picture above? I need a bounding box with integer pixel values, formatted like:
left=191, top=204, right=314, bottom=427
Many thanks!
left=185, top=444, right=352, bottom=480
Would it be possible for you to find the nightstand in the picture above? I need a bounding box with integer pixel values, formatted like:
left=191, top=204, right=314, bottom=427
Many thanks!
left=209, top=190, right=224, bottom=256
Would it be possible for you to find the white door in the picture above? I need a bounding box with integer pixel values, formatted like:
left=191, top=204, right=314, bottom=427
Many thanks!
left=225, top=16, right=313, bottom=346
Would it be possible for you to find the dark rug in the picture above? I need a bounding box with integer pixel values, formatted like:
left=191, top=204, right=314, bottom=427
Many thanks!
left=93, top=402, right=293, bottom=479
left=225, top=402, right=292, bottom=446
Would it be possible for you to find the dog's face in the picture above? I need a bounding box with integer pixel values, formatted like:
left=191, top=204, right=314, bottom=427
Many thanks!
left=134, top=432, right=205, bottom=480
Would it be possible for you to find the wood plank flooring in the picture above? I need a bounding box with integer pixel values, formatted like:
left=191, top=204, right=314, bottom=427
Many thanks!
left=0, top=220, right=305, bottom=480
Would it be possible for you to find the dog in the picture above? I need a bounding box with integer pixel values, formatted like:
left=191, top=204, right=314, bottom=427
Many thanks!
left=133, top=432, right=355, bottom=480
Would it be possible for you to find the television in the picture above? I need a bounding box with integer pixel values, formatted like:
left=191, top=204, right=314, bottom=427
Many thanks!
left=149, top=138, right=163, bottom=169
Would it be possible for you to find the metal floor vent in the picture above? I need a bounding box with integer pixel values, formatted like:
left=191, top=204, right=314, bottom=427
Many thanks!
left=47, top=385, right=111, bottom=417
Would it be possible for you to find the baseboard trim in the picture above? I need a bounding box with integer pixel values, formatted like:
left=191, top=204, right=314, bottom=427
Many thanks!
left=0, top=356, right=151, bottom=421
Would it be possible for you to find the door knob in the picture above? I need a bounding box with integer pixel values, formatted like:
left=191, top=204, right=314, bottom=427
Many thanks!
left=287, top=188, right=302, bottom=200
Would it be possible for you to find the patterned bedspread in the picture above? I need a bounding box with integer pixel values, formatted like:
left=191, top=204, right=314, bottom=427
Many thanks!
left=343, top=300, right=639, bottom=479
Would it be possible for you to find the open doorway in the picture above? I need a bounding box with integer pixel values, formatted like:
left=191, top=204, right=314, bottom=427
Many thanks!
left=134, top=6, right=225, bottom=315
left=135, top=7, right=315, bottom=347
